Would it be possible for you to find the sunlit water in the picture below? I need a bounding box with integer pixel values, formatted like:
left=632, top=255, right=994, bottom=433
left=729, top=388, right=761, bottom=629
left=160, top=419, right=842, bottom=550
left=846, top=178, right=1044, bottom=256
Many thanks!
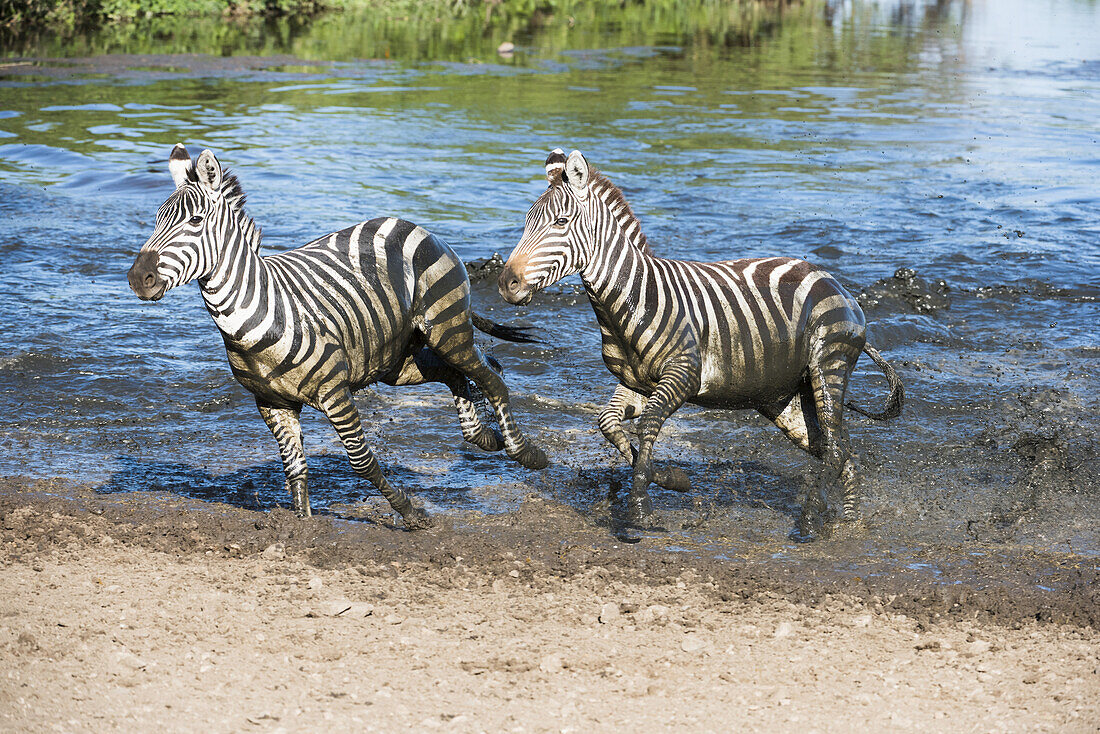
left=1, top=0, right=1097, bottom=572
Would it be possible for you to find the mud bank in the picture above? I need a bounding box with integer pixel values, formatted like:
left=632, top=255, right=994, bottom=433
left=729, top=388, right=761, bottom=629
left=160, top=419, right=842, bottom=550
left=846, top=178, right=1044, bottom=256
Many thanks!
left=3, top=477, right=1098, bottom=628
left=2, top=477, right=1098, bottom=732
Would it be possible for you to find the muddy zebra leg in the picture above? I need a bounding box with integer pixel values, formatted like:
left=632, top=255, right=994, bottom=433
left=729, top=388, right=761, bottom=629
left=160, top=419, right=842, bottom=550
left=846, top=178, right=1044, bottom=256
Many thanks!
left=422, top=312, right=547, bottom=471
left=805, top=345, right=861, bottom=534
left=598, top=384, right=691, bottom=492
left=628, top=357, right=700, bottom=525
left=318, top=385, right=430, bottom=529
left=385, top=346, right=504, bottom=452
left=257, top=400, right=310, bottom=516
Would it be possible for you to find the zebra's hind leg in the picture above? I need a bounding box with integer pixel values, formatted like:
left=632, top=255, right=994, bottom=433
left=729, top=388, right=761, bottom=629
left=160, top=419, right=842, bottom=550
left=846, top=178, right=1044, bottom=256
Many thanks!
left=318, top=386, right=430, bottom=530
left=423, top=320, right=547, bottom=471
left=598, top=384, right=691, bottom=492
left=805, top=345, right=861, bottom=535
left=257, top=400, right=310, bottom=517
left=760, top=384, right=827, bottom=540
left=627, top=358, right=700, bottom=526
left=385, top=346, right=504, bottom=453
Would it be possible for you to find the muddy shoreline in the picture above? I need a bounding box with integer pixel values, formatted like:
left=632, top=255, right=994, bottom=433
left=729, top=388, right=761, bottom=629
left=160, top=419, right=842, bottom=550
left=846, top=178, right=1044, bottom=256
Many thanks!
left=5, top=474, right=1099, bottom=731
left=4, top=476, right=1096, bottom=629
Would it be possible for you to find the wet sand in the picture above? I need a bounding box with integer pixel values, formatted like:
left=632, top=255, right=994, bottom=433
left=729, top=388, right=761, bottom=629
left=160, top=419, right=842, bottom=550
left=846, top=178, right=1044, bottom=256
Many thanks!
left=2, top=477, right=1097, bottom=732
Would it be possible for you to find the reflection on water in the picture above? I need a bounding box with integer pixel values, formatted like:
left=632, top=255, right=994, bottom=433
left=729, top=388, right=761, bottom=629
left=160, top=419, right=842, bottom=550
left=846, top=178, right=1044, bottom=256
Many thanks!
left=0, top=0, right=1098, bottom=572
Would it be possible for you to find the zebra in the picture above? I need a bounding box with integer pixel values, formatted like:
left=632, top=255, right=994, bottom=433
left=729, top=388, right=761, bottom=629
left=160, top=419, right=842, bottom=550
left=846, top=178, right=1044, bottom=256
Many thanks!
left=498, top=149, right=903, bottom=538
left=127, top=144, right=548, bottom=528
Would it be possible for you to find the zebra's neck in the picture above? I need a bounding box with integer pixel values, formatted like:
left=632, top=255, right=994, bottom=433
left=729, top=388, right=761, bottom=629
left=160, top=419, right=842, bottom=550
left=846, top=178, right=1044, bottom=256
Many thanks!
left=197, top=213, right=272, bottom=345
left=589, top=176, right=651, bottom=256
left=580, top=225, right=658, bottom=321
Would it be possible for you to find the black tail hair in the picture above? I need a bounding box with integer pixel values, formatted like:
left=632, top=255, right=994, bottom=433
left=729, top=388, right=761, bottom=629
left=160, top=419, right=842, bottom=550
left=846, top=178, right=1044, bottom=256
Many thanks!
left=471, top=313, right=539, bottom=344
left=846, top=344, right=904, bottom=420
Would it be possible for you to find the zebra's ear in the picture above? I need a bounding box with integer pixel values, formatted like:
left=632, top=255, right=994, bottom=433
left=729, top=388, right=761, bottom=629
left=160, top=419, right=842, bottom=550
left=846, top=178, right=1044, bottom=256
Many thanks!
left=545, top=148, right=566, bottom=183
left=562, top=150, right=590, bottom=200
left=195, top=149, right=223, bottom=195
left=168, top=144, right=192, bottom=188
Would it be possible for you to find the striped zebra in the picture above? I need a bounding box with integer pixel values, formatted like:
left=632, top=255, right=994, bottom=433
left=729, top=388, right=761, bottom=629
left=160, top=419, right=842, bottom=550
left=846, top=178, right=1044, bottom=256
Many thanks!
left=499, top=149, right=902, bottom=538
left=127, top=145, right=547, bottom=528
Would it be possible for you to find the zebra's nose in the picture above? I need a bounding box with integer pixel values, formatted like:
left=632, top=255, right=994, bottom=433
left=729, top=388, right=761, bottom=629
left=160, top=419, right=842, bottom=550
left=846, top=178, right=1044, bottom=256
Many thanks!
left=498, top=262, right=532, bottom=305
left=498, top=268, right=522, bottom=302
left=128, top=250, right=165, bottom=300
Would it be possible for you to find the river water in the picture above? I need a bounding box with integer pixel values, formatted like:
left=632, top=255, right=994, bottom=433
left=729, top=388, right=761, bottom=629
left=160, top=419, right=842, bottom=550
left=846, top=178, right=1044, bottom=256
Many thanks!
left=1, top=1, right=1097, bottom=574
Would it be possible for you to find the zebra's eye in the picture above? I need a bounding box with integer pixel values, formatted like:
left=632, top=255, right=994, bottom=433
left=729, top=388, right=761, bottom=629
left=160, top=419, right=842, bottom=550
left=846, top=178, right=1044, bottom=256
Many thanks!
left=188, top=215, right=203, bottom=226
left=553, top=217, right=569, bottom=226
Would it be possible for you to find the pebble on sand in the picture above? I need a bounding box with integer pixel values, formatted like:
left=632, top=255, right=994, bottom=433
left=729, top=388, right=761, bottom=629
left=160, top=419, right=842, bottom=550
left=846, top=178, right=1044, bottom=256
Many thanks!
left=681, top=634, right=705, bottom=653
left=599, top=602, right=620, bottom=624
left=539, top=652, right=565, bottom=673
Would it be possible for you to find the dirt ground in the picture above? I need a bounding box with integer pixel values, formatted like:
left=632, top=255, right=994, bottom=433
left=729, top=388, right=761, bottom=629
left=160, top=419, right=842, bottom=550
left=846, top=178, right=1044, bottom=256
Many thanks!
left=1, top=478, right=1098, bottom=733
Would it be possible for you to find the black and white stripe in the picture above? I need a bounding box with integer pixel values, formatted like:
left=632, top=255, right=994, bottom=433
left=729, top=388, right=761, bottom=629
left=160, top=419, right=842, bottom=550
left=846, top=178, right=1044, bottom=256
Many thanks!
left=500, top=149, right=902, bottom=537
left=128, top=145, right=547, bottom=527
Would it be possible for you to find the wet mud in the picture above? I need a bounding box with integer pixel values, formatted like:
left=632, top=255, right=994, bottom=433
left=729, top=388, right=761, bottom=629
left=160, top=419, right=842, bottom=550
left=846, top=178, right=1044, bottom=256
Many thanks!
left=3, top=476, right=1097, bottom=628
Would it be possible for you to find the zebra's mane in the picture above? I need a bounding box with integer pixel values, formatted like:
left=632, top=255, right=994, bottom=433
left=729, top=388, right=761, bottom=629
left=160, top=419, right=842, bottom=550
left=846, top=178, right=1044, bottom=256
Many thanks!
left=588, top=171, right=654, bottom=256
left=181, top=164, right=261, bottom=250
left=182, top=165, right=248, bottom=211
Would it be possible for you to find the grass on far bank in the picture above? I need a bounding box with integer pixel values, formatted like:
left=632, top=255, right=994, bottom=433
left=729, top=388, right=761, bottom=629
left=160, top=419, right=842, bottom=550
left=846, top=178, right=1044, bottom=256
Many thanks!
left=3, top=0, right=791, bottom=31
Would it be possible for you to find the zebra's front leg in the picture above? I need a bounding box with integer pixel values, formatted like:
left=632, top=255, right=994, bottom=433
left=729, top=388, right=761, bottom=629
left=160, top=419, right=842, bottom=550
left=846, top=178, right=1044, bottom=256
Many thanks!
left=628, top=360, right=701, bottom=526
left=256, top=400, right=310, bottom=517
left=598, top=384, right=691, bottom=492
left=319, top=387, right=431, bottom=530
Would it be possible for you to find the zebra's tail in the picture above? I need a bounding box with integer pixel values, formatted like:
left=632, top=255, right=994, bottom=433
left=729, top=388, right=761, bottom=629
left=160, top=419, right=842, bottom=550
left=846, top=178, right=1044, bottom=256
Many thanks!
left=845, top=344, right=904, bottom=420
left=471, top=313, right=540, bottom=344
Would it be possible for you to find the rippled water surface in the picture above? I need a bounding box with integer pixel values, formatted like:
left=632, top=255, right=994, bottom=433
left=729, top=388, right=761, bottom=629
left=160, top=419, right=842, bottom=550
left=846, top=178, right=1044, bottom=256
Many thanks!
left=1, top=0, right=1098, bottom=571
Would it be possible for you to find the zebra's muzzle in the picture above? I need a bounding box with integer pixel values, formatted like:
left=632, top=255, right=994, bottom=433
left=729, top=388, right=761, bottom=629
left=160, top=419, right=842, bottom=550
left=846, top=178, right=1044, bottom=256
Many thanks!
left=128, top=250, right=168, bottom=301
left=498, top=266, right=534, bottom=306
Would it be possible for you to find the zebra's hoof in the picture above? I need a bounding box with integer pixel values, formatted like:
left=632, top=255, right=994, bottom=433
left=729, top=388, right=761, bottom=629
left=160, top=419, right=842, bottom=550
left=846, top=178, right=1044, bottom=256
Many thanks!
left=513, top=444, right=549, bottom=470
left=654, top=465, right=691, bottom=493
left=402, top=506, right=432, bottom=531
left=791, top=509, right=824, bottom=543
left=625, top=509, right=667, bottom=533
left=789, top=525, right=818, bottom=543
left=624, top=493, right=663, bottom=531
left=289, top=480, right=311, bottom=517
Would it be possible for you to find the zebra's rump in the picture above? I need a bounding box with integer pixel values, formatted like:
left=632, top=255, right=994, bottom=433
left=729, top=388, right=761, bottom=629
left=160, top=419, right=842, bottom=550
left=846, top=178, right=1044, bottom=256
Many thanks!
left=674, top=256, right=866, bottom=398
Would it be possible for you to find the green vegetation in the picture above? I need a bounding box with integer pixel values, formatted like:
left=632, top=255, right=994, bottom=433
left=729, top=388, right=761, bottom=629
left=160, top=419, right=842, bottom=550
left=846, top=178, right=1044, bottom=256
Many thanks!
left=4, top=0, right=799, bottom=61
left=2, top=0, right=335, bottom=29
left=2, top=0, right=795, bottom=36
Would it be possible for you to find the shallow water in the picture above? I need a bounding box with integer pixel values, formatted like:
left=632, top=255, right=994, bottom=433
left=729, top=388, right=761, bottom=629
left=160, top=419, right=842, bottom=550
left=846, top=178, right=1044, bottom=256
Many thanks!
left=1, top=0, right=1098, bottom=576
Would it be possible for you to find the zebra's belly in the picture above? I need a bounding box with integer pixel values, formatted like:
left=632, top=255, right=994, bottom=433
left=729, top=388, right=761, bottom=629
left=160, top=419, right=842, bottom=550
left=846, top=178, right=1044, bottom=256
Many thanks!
left=225, top=328, right=415, bottom=408
left=692, top=359, right=805, bottom=410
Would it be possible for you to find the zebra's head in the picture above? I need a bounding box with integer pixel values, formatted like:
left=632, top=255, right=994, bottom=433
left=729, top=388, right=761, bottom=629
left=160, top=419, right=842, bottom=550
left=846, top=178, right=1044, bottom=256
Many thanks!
left=128, top=144, right=247, bottom=301
left=499, top=148, right=596, bottom=305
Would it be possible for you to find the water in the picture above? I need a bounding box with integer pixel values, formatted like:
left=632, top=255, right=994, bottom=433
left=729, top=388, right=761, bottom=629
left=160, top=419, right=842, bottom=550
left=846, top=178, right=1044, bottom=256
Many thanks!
left=1, top=0, right=1098, bottom=573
